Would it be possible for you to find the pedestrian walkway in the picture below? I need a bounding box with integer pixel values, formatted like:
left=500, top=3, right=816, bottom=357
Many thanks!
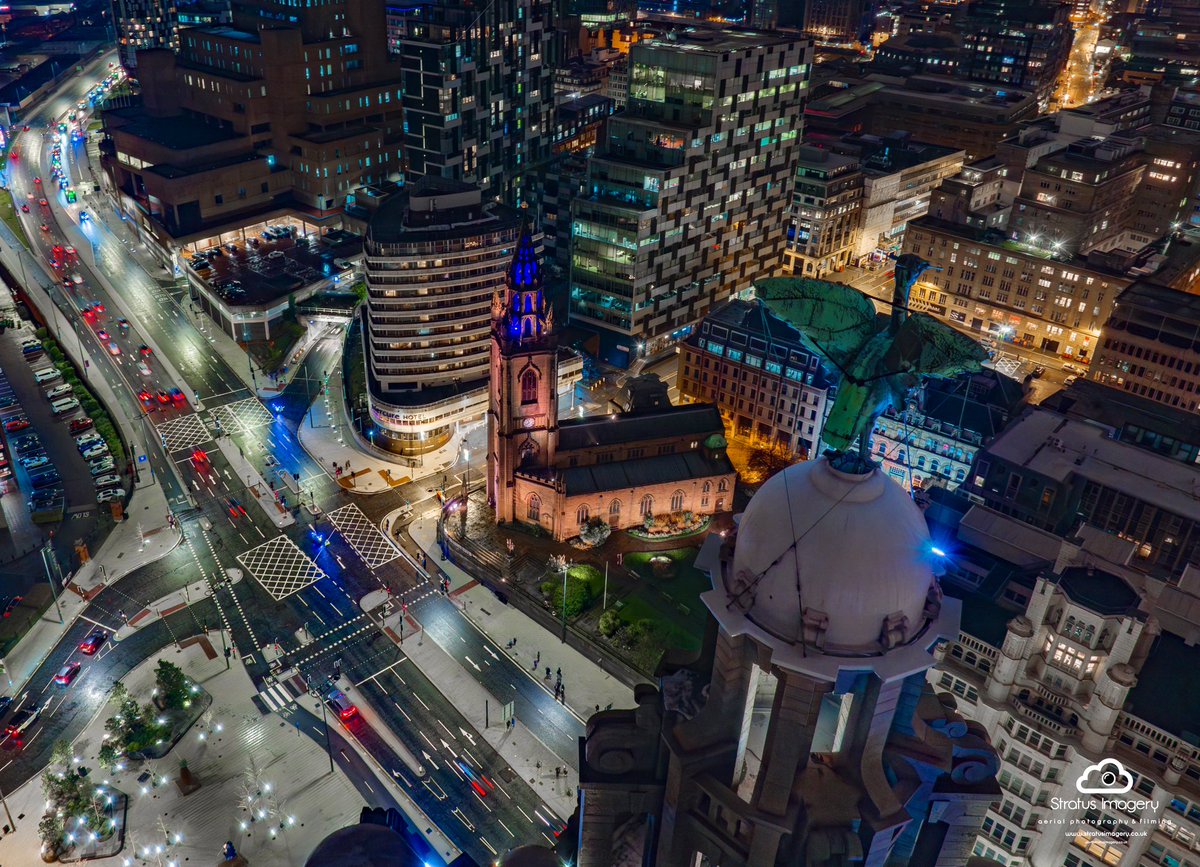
left=407, top=513, right=635, bottom=722
left=0, top=635, right=386, bottom=867
left=296, top=375, right=473, bottom=495
left=0, top=482, right=181, bottom=699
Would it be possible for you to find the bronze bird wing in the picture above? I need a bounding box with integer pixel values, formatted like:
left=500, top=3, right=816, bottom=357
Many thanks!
left=756, top=277, right=879, bottom=379
left=874, top=312, right=991, bottom=405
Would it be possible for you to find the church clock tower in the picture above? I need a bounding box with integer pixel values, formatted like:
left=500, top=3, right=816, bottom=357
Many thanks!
left=487, top=225, right=558, bottom=523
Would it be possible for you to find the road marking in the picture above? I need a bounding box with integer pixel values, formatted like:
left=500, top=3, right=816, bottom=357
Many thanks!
left=498, top=819, right=514, bottom=838
left=78, top=614, right=118, bottom=632
left=516, top=805, right=533, bottom=823
left=354, top=658, right=405, bottom=687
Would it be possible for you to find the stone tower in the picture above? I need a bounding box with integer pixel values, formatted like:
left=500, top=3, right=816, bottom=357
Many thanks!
left=576, top=459, right=1002, bottom=867
left=487, top=224, right=558, bottom=524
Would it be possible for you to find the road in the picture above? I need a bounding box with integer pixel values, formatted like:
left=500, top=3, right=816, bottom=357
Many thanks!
left=0, top=56, right=585, bottom=865
left=1056, top=16, right=1106, bottom=109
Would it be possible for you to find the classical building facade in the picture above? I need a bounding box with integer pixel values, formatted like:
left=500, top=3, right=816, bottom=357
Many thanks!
left=488, top=230, right=735, bottom=541
left=872, top=370, right=1025, bottom=493
left=927, top=501, right=1200, bottom=867
left=577, top=457, right=1002, bottom=866
left=1092, top=281, right=1200, bottom=413
left=784, top=146, right=863, bottom=278
left=678, top=298, right=834, bottom=458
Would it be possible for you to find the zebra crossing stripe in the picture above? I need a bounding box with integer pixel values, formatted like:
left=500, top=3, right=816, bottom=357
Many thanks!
left=258, top=683, right=294, bottom=713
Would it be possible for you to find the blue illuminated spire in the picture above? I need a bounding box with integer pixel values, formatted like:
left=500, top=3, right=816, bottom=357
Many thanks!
left=501, top=218, right=550, bottom=345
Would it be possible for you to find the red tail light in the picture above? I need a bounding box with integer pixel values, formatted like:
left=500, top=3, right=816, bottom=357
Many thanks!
left=340, top=706, right=357, bottom=719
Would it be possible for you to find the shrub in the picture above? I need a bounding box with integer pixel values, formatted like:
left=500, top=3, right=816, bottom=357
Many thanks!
left=544, top=573, right=596, bottom=619
left=578, top=517, right=611, bottom=547
left=643, top=511, right=654, bottom=531
left=38, top=813, right=64, bottom=853
left=96, top=743, right=120, bottom=770
left=598, top=609, right=622, bottom=638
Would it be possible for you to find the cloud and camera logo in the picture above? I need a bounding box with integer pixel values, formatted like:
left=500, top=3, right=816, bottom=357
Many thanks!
left=1076, top=758, right=1134, bottom=795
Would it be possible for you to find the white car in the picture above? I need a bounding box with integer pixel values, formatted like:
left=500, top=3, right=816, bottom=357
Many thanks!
left=75, top=432, right=102, bottom=446
left=93, top=474, right=121, bottom=488
left=137, top=361, right=151, bottom=376
left=81, top=444, right=109, bottom=460
left=1064, top=374, right=1079, bottom=387
left=97, top=488, right=123, bottom=504
left=89, top=461, right=115, bottom=477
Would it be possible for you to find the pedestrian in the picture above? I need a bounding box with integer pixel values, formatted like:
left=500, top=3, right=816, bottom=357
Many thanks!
left=605, top=702, right=612, bottom=710
left=556, top=667, right=561, bottom=680
left=545, top=666, right=551, bottom=680
left=595, top=704, right=600, bottom=714
left=560, top=685, right=566, bottom=704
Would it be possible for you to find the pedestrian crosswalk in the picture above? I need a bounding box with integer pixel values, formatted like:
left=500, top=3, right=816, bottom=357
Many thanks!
left=255, top=673, right=309, bottom=714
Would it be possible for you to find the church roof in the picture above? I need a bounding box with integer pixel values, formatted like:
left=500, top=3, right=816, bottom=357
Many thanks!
left=559, top=450, right=733, bottom=496
left=557, top=404, right=724, bottom=452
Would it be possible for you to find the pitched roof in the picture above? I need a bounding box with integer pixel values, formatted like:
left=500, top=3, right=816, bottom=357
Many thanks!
left=559, top=450, right=732, bottom=496
left=557, top=404, right=724, bottom=451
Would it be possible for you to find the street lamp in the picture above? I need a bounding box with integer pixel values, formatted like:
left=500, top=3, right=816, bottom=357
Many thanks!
left=460, top=447, right=470, bottom=531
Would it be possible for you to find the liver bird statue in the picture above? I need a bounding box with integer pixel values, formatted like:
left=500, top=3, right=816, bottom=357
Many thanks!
left=756, top=254, right=988, bottom=473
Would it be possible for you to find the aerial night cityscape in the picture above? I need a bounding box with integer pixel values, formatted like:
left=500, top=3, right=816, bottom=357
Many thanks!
left=0, top=0, right=1196, bottom=865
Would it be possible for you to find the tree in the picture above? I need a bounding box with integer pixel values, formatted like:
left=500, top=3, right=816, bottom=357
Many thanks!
left=96, top=743, right=120, bottom=771
left=38, top=813, right=64, bottom=855
left=643, top=511, right=655, bottom=531
left=49, top=738, right=71, bottom=770
left=578, top=517, right=611, bottom=547
left=154, top=660, right=189, bottom=710
left=598, top=609, right=622, bottom=638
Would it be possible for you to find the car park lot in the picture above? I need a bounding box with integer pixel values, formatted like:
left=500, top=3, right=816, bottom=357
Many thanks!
left=0, top=325, right=126, bottom=528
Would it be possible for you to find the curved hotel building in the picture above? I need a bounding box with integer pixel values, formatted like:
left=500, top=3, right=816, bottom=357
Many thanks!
left=362, top=178, right=522, bottom=456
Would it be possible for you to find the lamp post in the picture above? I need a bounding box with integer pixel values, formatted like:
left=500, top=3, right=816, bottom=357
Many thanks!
left=40, top=542, right=64, bottom=624
left=316, top=699, right=334, bottom=774
left=460, top=447, right=470, bottom=532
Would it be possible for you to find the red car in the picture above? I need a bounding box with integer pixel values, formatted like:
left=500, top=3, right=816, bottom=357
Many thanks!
left=54, top=661, right=81, bottom=686
left=138, top=388, right=152, bottom=402
left=4, top=417, right=29, bottom=432
left=96, top=329, right=109, bottom=341
left=69, top=417, right=94, bottom=434
left=78, top=629, right=107, bottom=655
left=155, top=389, right=170, bottom=404
left=139, top=345, right=152, bottom=357
left=91, top=301, right=104, bottom=313
left=39, top=224, right=49, bottom=232
left=33, top=176, right=41, bottom=185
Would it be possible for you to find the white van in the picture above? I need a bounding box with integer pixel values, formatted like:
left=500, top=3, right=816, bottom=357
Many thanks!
left=51, top=397, right=80, bottom=415
left=33, top=368, right=61, bottom=384
left=45, top=384, right=73, bottom=400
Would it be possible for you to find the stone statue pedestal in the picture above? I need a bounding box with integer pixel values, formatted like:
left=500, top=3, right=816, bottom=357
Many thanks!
left=215, top=856, right=247, bottom=867
left=176, top=763, right=201, bottom=796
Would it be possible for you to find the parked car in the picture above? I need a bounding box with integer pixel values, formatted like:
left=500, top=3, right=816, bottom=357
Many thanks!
left=69, top=417, right=94, bottom=434
left=1064, top=374, right=1079, bottom=387
left=97, top=488, right=123, bottom=504
left=82, top=444, right=109, bottom=460
left=93, top=473, right=121, bottom=488
left=32, top=368, right=60, bottom=384
left=89, top=460, right=115, bottom=477
left=75, top=431, right=102, bottom=447
left=45, top=384, right=72, bottom=400
left=20, top=455, right=48, bottom=470
left=4, top=417, right=29, bottom=432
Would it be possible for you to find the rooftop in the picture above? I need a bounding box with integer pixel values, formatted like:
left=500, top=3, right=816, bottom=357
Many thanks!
left=557, top=404, right=724, bottom=452
left=105, top=106, right=242, bottom=151
left=367, top=180, right=523, bottom=246
left=1043, top=379, right=1200, bottom=450
left=1055, top=566, right=1140, bottom=616
left=985, top=409, right=1200, bottom=522
left=1126, top=631, right=1200, bottom=744
left=1113, top=280, right=1200, bottom=320
left=644, top=27, right=798, bottom=55
left=558, top=449, right=732, bottom=496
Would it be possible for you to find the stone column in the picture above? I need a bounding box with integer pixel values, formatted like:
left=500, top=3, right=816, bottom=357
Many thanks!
left=986, top=616, right=1034, bottom=704
left=1082, top=662, right=1137, bottom=753
left=753, top=667, right=831, bottom=818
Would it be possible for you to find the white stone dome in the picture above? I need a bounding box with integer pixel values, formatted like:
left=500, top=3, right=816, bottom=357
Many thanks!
left=722, top=457, right=940, bottom=655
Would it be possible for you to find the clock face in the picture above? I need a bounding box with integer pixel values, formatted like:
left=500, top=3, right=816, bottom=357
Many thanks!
left=522, top=417, right=535, bottom=429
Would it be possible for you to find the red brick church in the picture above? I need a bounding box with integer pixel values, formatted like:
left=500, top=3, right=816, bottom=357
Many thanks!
left=486, top=228, right=736, bottom=542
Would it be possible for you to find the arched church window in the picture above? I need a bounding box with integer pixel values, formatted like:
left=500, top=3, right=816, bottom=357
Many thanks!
left=609, top=499, right=621, bottom=519
left=577, top=505, right=589, bottom=525
left=527, top=494, right=541, bottom=521
left=717, top=479, right=728, bottom=493
left=670, top=490, right=684, bottom=512
left=640, top=495, right=654, bottom=517
left=521, top=370, right=538, bottom=404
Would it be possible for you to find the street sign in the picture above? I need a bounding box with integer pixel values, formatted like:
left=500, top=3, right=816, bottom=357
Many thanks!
left=138, top=455, right=146, bottom=463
